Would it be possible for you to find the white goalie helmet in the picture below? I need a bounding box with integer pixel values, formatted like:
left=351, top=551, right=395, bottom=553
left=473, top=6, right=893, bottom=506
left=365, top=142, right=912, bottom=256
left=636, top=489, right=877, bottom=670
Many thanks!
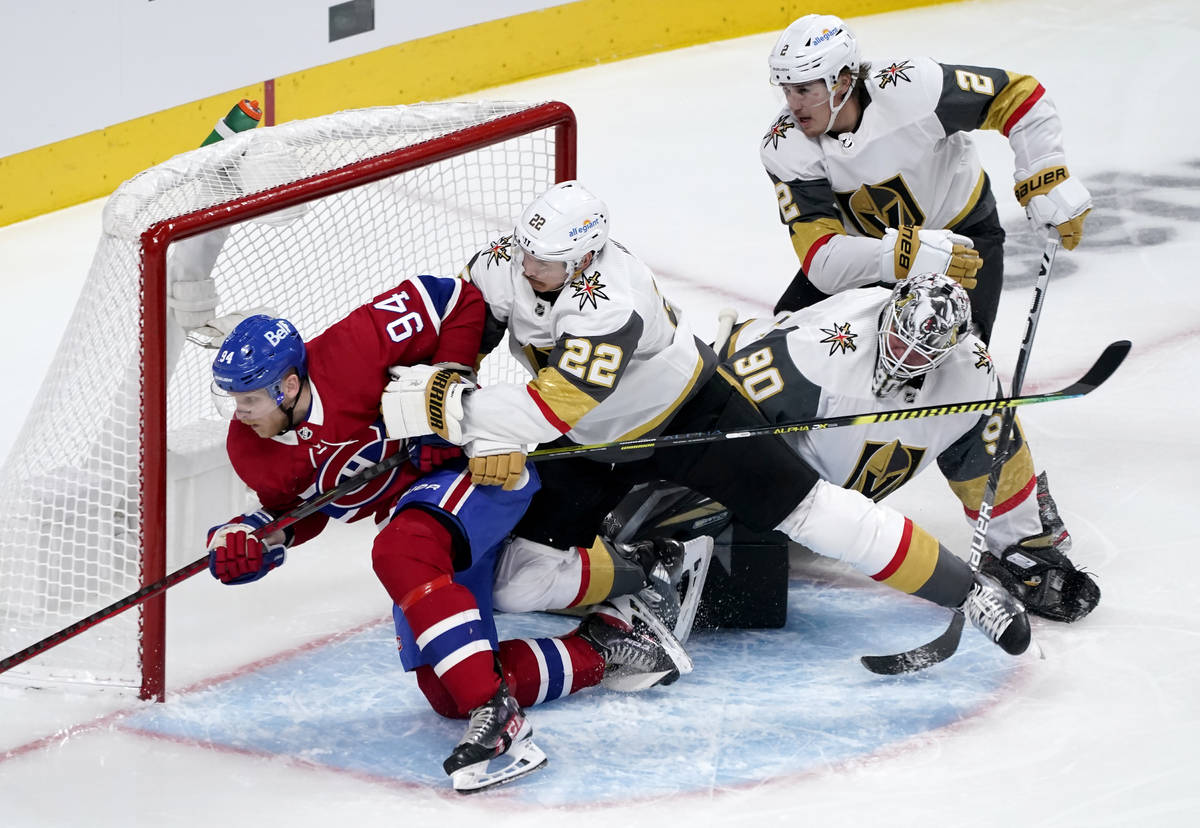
left=514, top=180, right=610, bottom=276
left=873, top=272, right=972, bottom=398
left=768, top=14, right=861, bottom=91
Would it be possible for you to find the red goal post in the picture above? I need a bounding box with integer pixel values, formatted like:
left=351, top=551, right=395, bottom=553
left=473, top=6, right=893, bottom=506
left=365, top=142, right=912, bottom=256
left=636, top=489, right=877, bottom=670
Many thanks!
left=0, top=100, right=576, bottom=701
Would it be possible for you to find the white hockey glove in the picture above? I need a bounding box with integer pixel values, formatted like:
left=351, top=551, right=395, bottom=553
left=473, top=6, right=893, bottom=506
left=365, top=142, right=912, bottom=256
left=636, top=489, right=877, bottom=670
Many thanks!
left=1014, top=166, right=1092, bottom=251
left=381, top=364, right=473, bottom=442
left=466, top=439, right=531, bottom=491
left=880, top=225, right=983, bottom=289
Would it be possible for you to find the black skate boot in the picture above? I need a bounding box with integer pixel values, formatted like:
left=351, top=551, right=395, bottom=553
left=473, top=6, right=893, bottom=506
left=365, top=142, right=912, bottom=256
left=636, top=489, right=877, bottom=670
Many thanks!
left=618, top=536, right=714, bottom=643
left=1035, top=471, right=1072, bottom=552
left=578, top=594, right=693, bottom=692
left=442, top=681, right=547, bottom=792
left=961, top=571, right=1031, bottom=655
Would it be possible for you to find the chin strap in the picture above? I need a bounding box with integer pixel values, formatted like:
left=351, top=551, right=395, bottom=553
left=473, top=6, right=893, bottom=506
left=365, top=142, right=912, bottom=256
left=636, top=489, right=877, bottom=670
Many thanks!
left=825, top=76, right=858, bottom=134
left=276, top=376, right=309, bottom=436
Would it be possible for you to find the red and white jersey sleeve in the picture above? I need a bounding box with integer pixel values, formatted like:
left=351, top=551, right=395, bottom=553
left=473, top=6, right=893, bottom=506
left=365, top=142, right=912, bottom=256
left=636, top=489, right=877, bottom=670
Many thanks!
left=459, top=236, right=709, bottom=446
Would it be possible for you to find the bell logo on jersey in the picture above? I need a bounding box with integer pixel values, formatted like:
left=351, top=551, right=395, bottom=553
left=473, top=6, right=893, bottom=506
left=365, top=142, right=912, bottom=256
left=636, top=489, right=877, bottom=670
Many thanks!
left=844, top=439, right=927, bottom=501
left=819, top=322, right=858, bottom=355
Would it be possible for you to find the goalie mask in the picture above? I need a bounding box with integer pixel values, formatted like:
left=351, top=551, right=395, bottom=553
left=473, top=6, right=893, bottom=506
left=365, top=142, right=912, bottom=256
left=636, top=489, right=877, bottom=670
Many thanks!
left=211, top=314, right=307, bottom=420
left=514, top=180, right=609, bottom=286
left=873, top=273, right=971, bottom=398
left=768, top=14, right=861, bottom=133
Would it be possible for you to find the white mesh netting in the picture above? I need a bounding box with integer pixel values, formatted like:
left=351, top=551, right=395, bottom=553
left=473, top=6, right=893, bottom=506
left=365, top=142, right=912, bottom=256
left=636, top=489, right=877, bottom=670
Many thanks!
left=0, top=100, right=564, bottom=693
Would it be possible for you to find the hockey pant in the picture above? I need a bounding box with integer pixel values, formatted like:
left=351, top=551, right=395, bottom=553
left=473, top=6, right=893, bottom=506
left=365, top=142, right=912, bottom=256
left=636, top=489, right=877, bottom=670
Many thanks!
left=374, top=462, right=606, bottom=718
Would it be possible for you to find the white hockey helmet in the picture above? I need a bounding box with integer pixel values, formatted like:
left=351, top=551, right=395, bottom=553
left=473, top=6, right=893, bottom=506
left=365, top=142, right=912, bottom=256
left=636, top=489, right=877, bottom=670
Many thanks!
left=768, top=14, right=861, bottom=91
left=873, top=272, right=971, bottom=398
left=514, top=180, right=609, bottom=277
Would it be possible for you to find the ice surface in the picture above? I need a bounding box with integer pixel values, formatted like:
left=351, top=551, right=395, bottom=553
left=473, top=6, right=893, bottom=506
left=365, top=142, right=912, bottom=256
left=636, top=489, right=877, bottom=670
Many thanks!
left=2, top=0, right=1198, bottom=825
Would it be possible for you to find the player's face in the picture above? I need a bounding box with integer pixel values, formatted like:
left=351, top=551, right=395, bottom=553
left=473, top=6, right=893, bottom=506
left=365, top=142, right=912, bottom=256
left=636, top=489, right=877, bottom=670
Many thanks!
left=520, top=250, right=570, bottom=292
left=783, top=80, right=833, bottom=137
left=220, top=387, right=288, bottom=437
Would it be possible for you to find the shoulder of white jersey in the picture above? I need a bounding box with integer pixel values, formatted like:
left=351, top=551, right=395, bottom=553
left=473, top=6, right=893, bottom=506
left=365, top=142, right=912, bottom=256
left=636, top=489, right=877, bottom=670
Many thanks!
left=781, top=287, right=889, bottom=384
left=759, top=105, right=824, bottom=181
left=549, top=241, right=648, bottom=334
left=460, top=233, right=520, bottom=321
left=862, top=55, right=942, bottom=116
left=936, top=331, right=997, bottom=394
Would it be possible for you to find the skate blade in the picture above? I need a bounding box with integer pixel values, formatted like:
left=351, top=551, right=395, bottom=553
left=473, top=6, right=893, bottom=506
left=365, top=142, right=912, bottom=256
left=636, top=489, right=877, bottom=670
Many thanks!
left=671, top=535, right=714, bottom=644
left=451, top=737, right=548, bottom=793
left=602, top=666, right=678, bottom=693
left=609, top=593, right=694, bottom=677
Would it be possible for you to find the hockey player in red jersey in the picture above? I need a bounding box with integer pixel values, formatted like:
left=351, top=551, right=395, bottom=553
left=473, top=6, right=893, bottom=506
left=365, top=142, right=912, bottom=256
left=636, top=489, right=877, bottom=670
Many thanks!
left=760, top=13, right=1093, bottom=341
left=382, top=180, right=1036, bottom=661
left=205, top=274, right=689, bottom=792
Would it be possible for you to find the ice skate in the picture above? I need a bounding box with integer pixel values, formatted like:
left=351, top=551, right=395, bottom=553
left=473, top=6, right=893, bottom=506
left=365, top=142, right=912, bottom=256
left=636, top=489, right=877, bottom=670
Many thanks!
left=628, top=536, right=713, bottom=643
left=579, top=593, right=693, bottom=692
left=961, top=571, right=1031, bottom=655
left=443, top=682, right=547, bottom=793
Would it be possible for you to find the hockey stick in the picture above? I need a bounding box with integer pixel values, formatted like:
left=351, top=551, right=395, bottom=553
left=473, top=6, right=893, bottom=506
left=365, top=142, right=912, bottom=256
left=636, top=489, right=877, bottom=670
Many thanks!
left=862, top=238, right=1062, bottom=675
left=530, top=334, right=1127, bottom=462
left=0, top=450, right=409, bottom=679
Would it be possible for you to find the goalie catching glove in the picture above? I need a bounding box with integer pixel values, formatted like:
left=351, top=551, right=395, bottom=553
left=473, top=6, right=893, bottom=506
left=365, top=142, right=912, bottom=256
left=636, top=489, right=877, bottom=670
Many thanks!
left=381, top=363, right=475, bottom=442
left=207, top=510, right=288, bottom=585
left=466, top=439, right=530, bottom=491
left=880, top=225, right=983, bottom=289
left=1014, top=165, right=1092, bottom=251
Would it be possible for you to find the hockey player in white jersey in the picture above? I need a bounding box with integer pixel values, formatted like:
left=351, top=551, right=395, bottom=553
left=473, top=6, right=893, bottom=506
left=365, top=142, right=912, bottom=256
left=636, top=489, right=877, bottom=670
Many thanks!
left=721, top=272, right=1099, bottom=622
left=760, top=13, right=1093, bottom=341
left=382, top=181, right=1036, bottom=658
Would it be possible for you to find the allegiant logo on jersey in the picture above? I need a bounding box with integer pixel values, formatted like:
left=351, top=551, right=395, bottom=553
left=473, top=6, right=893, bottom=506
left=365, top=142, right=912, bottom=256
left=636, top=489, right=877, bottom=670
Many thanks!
left=568, top=218, right=600, bottom=239
left=811, top=27, right=841, bottom=45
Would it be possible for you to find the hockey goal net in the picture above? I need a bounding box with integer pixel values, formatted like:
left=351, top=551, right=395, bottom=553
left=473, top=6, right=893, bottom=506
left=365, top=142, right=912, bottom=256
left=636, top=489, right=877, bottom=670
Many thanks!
left=0, top=100, right=575, bottom=700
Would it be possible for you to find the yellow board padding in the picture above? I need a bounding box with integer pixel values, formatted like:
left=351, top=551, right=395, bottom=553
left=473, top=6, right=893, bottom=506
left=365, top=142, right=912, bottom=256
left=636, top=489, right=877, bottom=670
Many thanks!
left=0, top=85, right=267, bottom=226
left=1, top=0, right=958, bottom=227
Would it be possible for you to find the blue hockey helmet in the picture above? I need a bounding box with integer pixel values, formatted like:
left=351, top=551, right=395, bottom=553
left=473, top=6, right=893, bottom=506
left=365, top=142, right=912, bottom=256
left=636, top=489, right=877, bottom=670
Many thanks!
left=212, top=315, right=307, bottom=406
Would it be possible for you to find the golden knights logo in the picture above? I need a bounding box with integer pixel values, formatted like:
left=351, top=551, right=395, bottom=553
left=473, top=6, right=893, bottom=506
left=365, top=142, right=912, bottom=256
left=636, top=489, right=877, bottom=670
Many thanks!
left=837, top=174, right=926, bottom=237
left=876, top=60, right=915, bottom=89
left=844, top=439, right=926, bottom=501
left=762, top=114, right=795, bottom=149
left=819, top=322, right=857, bottom=355
left=570, top=272, right=610, bottom=310
left=485, top=234, right=514, bottom=266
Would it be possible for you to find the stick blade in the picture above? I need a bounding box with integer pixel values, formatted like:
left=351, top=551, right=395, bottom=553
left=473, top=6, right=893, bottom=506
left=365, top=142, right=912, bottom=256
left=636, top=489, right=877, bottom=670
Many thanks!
left=860, top=610, right=966, bottom=676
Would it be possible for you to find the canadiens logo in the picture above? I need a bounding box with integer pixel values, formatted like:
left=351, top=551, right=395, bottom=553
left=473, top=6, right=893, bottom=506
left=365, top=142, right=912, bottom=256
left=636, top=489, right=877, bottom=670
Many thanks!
left=973, top=342, right=992, bottom=370
left=762, top=114, right=795, bottom=149
left=570, top=272, right=610, bottom=310
left=313, top=427, right=404, bottom=517
left=876, top=60, right=915, bottom=89
left=819, top=322, right=858, bottom=355
left=485, top=234, right=514, bottom=266
left=297, top=426, right=313, bottom=440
